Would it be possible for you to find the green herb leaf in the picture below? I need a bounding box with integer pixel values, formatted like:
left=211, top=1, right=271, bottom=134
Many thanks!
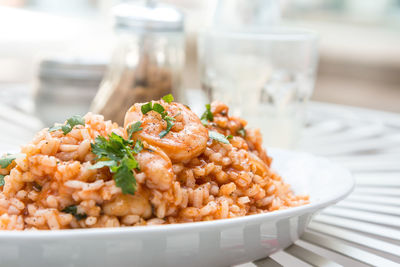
left=227, top=135, right=233, bottom=139
left=61, top=125, right=71, bottom=134
left=159, top=131, right=168, bottom=138
left=209, top=131, right=230, bottom=144
left=127, top=121, right=143, bottom=139
left=162, top=94, right=174, bottom=103
left=62, top=205, right=87, bottom=220
left=141, top=102, right=153, bottom=114
left=49, top=115, right=85, bottom=135
left=153, top=103, right=165, bottom=114
left=164, top=115, right=176, bottom=122
left=62, top=205, right=77, bottom=214
left=0, top=153, right=22, bottom=168
left=66, top=115, right=85, bottom=130
left=237, top=128, right=246, bottom=137
left=0, top=175, right=5, bottom=186
left=159, top=119, right=174, bottom=138
left=90, top=133, right=140, bottom=195
left=91, top=133, right=133, bottom=162
left=74, top=213, right=88, bottom=221
left=201, top=104, right=214, bottom=125
left=113, top=156, right=137, bottom=195
left=142, top=101, right=166, bottom=117
left=133, top=139, right=143, bottom=154
left=89, top=160, right=117, bottom=170
left=32, top=182, right=42, bottom=192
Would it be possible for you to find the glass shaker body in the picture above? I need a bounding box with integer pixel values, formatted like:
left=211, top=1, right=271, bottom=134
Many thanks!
left=92, top=30, right=185, bottom=125
left=35, top=57, right=105, bottom=125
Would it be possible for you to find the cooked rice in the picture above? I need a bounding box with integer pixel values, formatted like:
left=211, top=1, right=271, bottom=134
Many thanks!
left=0, top=101, right=308, bottom=230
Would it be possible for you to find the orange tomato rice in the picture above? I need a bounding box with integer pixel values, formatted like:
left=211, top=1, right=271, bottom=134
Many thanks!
left=0, top=100, right=308, bottom=230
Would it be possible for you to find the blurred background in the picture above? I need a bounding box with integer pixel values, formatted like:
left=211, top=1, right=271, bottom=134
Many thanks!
left=0, top=0, right=399, bottom=126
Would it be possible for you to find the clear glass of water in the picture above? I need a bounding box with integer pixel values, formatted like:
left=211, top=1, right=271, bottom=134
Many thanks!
left=198, top=28, right=318, bottom=148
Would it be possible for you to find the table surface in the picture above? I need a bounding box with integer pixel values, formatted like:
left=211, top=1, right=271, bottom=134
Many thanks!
left=247, top=102, right=400, bottom=267
left=0, top=102, right=399, bottom=267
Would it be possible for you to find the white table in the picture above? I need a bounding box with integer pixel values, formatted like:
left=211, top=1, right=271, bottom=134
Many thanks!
left=251, top=102, right=400, bottom=266
left=1, top=102, right=399, bottom=266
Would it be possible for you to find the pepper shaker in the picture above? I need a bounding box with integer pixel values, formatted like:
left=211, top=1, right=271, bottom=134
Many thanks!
left=91, top=1, right=185, bottom=124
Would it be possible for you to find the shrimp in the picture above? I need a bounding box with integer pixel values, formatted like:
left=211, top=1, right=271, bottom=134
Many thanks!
left=135, top=144, right=174, bottom=191
left=102, top=192, right=152, bottom=218
left=124, top=100, right=208, bottom=163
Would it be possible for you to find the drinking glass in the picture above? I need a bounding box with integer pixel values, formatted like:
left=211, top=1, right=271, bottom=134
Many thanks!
left=198, top=28, right=318, bottom=148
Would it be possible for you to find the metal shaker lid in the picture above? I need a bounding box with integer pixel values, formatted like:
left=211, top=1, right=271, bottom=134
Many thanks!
left=38, top=55, right=106, bottom=82
left=113, top=1, right=184, bottom=32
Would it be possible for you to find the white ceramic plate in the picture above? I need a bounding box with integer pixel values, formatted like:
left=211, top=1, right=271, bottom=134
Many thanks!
left=0, top=149, right=354, bottom=267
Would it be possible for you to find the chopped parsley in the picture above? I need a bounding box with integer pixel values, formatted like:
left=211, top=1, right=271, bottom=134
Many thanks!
left=162, top=94, right=174, bottom=103
left=159, top=119, right=174, bottom=138
left=127, top=121, right=143, bottom=139
left=112, top=156, right=137, bottom=195
left=227, top=135, right=233, bottom=139
left=209, top=131, right=231, bottom=144
left=141, top=102, right=153, bottom=114
left=141, top=96, right=177, bottom=138
left=152, top=103, right=165, bottom=114
left=133, top=139, right=143, bottom=154
left=88, top=160, right=117, bottom=170
left=237, top=128, right=246, bottom=137
left=62, top=205, right=87, bottom=220
left=0, top=175, right=5, bottom=186
left=0, top=153, right=22, bottom=168
left=49, top=115, right=85, bottom=135
left=200, top=104, right=213, bottom=126
left=90, top=133, right=140, bottom=195
left=32, top=182, right=42, bottom=192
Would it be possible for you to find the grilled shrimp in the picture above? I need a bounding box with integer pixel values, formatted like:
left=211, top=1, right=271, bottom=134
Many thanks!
left=124, top=100, right=208, bottom=162
left=135, top=144, right=174, bottom=191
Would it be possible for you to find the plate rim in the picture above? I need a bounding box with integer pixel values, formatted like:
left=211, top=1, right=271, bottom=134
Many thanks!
left=0, top=148, right=355, bottom=239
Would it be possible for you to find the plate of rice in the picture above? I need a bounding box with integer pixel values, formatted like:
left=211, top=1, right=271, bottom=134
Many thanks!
left=0, top=95, right=354, bottom=267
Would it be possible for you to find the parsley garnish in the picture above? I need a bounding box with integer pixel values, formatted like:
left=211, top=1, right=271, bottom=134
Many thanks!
left=227, top=135, right=233, bottom=139
left=90, top=133, right=140, bottom=195
left=162, top=94, right=174, bottom=103
left=237, top=128, right=246, bottom=137
left=49, top=115, right=85, bottom=135
left=201, top=104, right=214, bottom=126
left=89, top=160, right=117, bottom=170
left=159, top=119, right=174, bottom=138
left=32, top=182, right=42, bottom=192
left=209, top=131, right=231, bottom=144
left=112, top=156, right=137, bottom=195
left=62, top=205, right=87, bottom=220
left=91, top=133, right=133, bottom=161
left=133, top=139, right=143, bottom=154
left=0, top=153, right=22, bottom=168
left=127, top=121, right=143, bottom=139
left=141, top=102, right=153, bottom=114
left=141, top=97, right=176, bottom=138
left=152, top=103, right=165, bottom=114
left=0, top=153, right=25, bottom=186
